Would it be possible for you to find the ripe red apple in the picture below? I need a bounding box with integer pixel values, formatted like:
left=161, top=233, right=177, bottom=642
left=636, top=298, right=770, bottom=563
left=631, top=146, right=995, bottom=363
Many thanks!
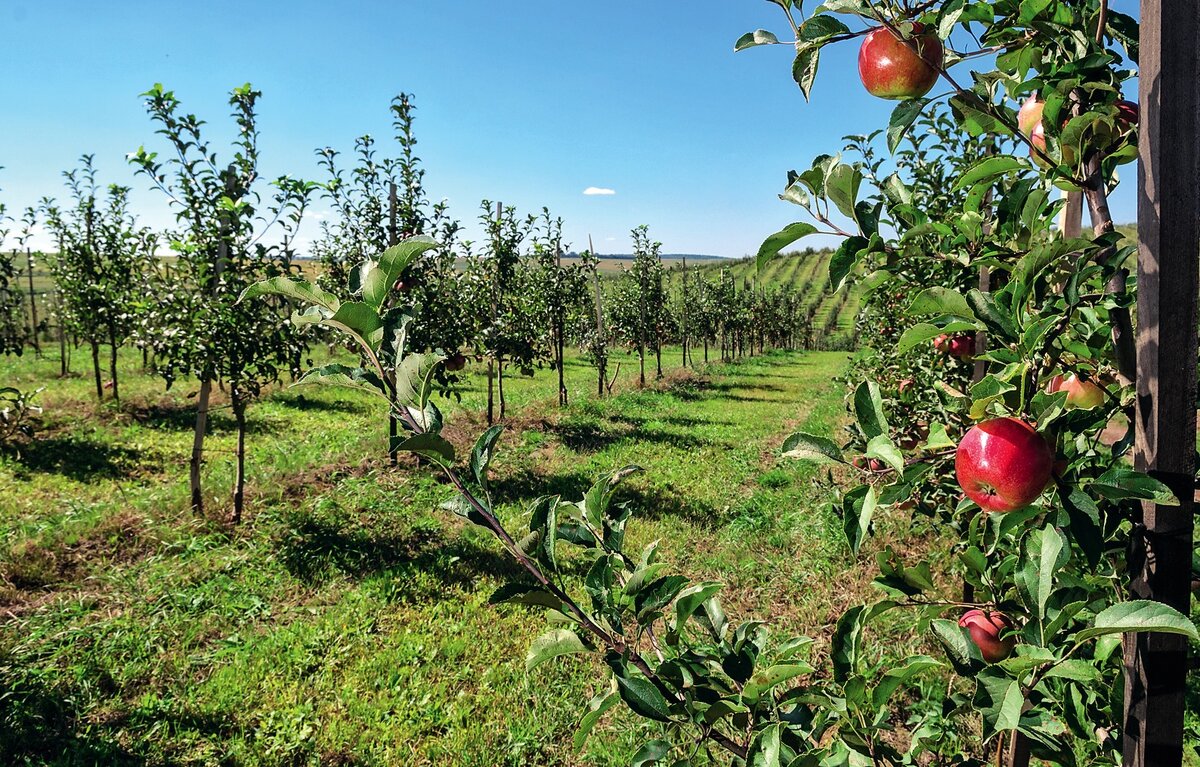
left=393, top=278, right=415, bottom=293
left=857, top=23, right=943, bottom=100
left=1116, top=99, right=1138, bottom=129
left=1045, top=374, right=1105, bottom=409
left=1017, top=95, right=1044, bottom=137
left=955, top=417, right=1054, bottom=512
left=445, top=353, right=467, bottom=372
left=959, top=609, right=1017, bottom=663
left=933, top=333, right=974, bottom=359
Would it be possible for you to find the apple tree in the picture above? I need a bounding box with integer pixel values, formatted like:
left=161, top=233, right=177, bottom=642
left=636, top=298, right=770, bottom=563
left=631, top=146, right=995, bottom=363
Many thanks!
left=40, top=155, right=157, bottom=403
left=129, top=83, right=317, bottom=521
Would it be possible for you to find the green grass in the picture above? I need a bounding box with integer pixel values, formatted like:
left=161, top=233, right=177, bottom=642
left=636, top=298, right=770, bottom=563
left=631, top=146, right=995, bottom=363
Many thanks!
left=0, top=343, right=909, bottom=766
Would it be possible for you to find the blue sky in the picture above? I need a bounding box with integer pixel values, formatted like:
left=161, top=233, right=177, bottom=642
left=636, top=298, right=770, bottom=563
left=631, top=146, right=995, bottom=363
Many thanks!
left=1, top=1, right=1139, bottom=257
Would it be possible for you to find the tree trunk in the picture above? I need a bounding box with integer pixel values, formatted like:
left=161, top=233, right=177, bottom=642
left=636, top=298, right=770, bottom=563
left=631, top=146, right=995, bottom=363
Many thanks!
left=90, top=340, right=103, bottom=401
left=26, top=249, right=39, bottom=357
left=487, top=358, right=495, bottom=424
left=232, top=389, right=247, bottom=525
left=191, top=378, right=212, bottom=514
left=108, top=328, right=120, bottom=403
left=498, top=359, right=506, bottom=419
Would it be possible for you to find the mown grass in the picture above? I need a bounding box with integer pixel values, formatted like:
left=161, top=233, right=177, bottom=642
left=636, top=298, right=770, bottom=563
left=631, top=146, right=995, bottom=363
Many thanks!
left=0, top=343, right=896, bottom=766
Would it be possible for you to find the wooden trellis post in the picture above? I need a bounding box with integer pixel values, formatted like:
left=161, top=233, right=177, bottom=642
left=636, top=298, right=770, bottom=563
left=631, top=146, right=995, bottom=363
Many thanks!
left=1124, top=1, right=1200, bottom=765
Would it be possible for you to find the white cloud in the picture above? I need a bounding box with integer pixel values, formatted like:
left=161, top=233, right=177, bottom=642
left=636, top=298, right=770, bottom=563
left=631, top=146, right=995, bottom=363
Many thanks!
left=583, top=187, right=616, bottom=196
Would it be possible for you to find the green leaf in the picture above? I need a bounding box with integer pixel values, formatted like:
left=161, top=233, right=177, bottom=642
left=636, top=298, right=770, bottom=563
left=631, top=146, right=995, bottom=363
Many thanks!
left=825, top=163, right=862, bottom=221
left=395, top=352, right=445, bottom=414
left=872, top=655, right=942, bottom=709
left=1090, top=468, right=1180, bottom=505
left=741, top=663, right=814, bottom=705
left=792, top=44, right=820, bottom=100
left=630, top=740, right=671, bottom=767
left=634, top=575, right=689, bottom=623
left=574, top=691, right=618, bottom=751
left=853, top=380, right=888, bottom=440
left=673, top=582, right=723, bottom=632
left=843, top=485, right=876, bottom=555
left=976, top=671, right=1025, bottom=733
left=757, top=223, right=819, bottom=274
left=931, top=618, right=981, bottom=674
left=949, top=94, right=1009, bottom=137
left=293, top=364, right=389, bottom=400
left=781, top=432, right=844, bottom=463
left=800, top=14, right=850, bottom=41
left=828, top=235, right=867, bottom=292
left=239, top=276, right=341, bottom=312
left=325, top=302, right=386, bottom=352
left=954, top=156, right=1027, bottom=190
left=966, top=289, right=1019, bottom=342
left=906, top=287, right=974, bottom=317
left=923, top=422, right=956, bottom=450
left=470, top=425, right=505, bottom=492
left=746, top=723, right=783, bottom=767
left=614, top=672, right=673, bottom=722
left=526, top=628, right=589, bottom=671
left=489, top=582, right=563, bottom=611
left=865, top=435, right=903, bottom=472
left=529, top=496, right=560, bottom=570
left=1017, top=525, right=1069, bottom=640
left=392, top=432, right=455, bottom=465
left=887, top=99, right=928, bottom=153
left=1075, top=600, right=1199, bottom=643
left=361, top=235, right=440, bottom=310
left=735, top=29, right=779, bottom=51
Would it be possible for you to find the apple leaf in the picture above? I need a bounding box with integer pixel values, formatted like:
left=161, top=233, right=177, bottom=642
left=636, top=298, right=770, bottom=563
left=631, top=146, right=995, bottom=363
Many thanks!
left=1090, top=467, right=1180, bottom=505
left=865, top=435, right=904, bottom=473
left=293, top=364, right=389, bottom=401
left=574, top=691, right=619, bottom=751
left=781, top=431, right=845, bottom=463
left=799, top=14, right=850, bottom=41
left=734, top=29, right=779, bottom=51
left=825, top=163, right=862, bottom=221
left=741, top=663, right=815, bottom=705
left=975, top=669, right=1025, bottom=734
left=746, top=723, right=783, bottom=767
left=613, top=670, right=673, bottom=723
left=842, top=484, right=875, bottom=554
left=1075, top=600, right=1199, bottom=643
left=854, top=380, right=889, bottom=440
left=829, top=235, right=868, bottom=292
left=1016, top=525, right=1070, bottom=641
left=756, top=222, right=818, bottom=274
left=954, top=156, right=1027, bottom=190
left=239, top=276, right=341, bottom=313
left=792, top=44, right=820, bottom=100
left=872, top=655, right=942, bottom=709
left=526, top=628, right=589, bottom=671
left=470, top=424, right=505, bottom=493
left=906, top=287, right=975, bottom=317
left=887, top=99, right=929, bottom=153
left=391, top=432, right=455, bottom=466
left=630, top=740, right=671, bottom=767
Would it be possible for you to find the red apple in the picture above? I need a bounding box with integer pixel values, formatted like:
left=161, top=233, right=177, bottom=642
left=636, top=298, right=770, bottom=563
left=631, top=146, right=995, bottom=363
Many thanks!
left=1046, top=374, right=1105, bottom=409
left=393, top=278, right=414, bottom=293
left=959, top=609, right=1018, bottom=663
left=1116, top=99, right=1138, bottom=129
left=857, top=23, right=943, bottom=100
left=445, top=353, right=467, bottom=372
left=1017, top=95, right=1044, bottom=137
left=955, top=417, right=1054, bottom=512
left=934, top=333, right=974, bottom=359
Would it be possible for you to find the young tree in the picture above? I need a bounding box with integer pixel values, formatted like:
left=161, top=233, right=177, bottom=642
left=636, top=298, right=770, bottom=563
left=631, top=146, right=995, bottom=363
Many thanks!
left=41, top=156, right=157, bottom=402
left=0, top=179, right=28, bottom=357
left=529, top=210, right=593, bottom=406
left=129, top=83, right=316, bottom=521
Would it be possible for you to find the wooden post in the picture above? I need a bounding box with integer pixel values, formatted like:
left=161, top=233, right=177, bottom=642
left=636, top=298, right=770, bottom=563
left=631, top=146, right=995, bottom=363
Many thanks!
left=680, top=258, right=689, bottom=368
left=487, top=201, right=500, bottom=424
left=25, top=249, right=39, bottom=356
left=1124, top=1, right=1200, bottom=765
left=387, top=182, right=399, bottom=465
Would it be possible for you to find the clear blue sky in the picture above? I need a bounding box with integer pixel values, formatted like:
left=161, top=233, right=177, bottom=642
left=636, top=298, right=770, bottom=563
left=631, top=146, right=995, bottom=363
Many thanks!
left=1, top=1, right=1139, bottom=257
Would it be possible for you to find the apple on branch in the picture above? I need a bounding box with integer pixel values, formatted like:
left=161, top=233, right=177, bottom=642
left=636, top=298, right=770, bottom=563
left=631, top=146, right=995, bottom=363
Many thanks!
left=955, top=417, right=1054, bottom=512
left=959, top=609, right=1018, bottom=663
left=857, top=22, right=943, bottom=100
left=1045, top=373, right=1105, bottom=409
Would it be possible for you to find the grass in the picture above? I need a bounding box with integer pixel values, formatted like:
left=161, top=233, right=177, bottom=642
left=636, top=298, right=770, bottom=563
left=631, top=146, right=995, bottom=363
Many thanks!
left=1, top=342, right=933, bottom=766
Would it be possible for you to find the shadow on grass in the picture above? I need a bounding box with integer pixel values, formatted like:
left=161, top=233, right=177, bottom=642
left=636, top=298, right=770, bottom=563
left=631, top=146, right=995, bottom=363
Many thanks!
left=489, top=468, right=722, bottom=527
left=123, top=401, right=276, bottom=435
left=2, top=435, right=149, bottom=482
left=549, top=416, right=723, bottom=453
left=0, top=667, right=147, bottom=766
left=270, top=393, right=370, bottom=415
left=276, top=512, right=526, bottom=595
